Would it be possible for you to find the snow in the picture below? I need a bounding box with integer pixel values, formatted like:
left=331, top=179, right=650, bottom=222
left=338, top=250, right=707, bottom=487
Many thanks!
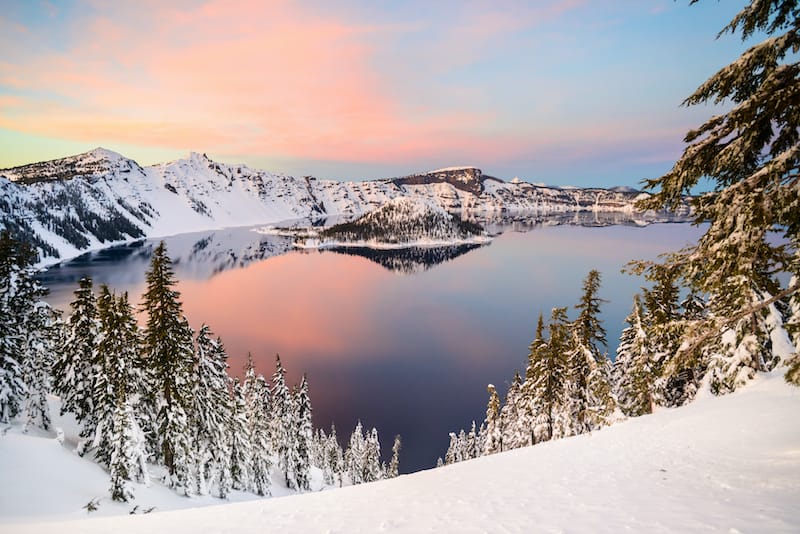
left=0, top=149, right=678, bottom=269
left=2, top=372, right=798, bottom=533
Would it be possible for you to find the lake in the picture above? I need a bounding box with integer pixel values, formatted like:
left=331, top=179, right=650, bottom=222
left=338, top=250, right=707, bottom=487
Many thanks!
left=38, top=218, right=703, bottom=473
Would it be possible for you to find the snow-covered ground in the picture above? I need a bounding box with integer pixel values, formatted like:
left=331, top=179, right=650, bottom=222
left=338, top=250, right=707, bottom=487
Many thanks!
left=2, top=372, right=798, bottom=533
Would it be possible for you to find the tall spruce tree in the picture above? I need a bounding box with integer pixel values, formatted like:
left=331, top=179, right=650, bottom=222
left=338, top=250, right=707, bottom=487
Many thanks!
left=228, top=378, right=252, bottom=491
left=387, top=435, right=401, bottom=478
left=499, top=371, right=525, bottom=450
left=193, top=326, right=234, bottom=498
left=638, top=0, right=799, bottom=391
left=242, top=356, right=272, bottom=496
left=0, top=231, right=48, bottom=425
left=140, top=241, right=196, bottom=492
left=345, top=420, right=366, bottom=485
left=294, top=374, right=313, bottom=491
left=270, top=354, right=296, bottom=489
left=614, top=294, right=655, bottom=417
left=52, top=277, right=98, bottom=424
left=526, top=308, right=569, bottom=443
left=482, top=384, right=502, bottom=455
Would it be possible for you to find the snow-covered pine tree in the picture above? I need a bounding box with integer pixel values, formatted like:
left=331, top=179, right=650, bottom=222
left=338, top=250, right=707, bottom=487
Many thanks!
left=270, top=354, right=297, bottom=489
left=565, top=270, right=615, bottom=435
left=614, top=294, right=655, bottom=417
left=362, top=427, right=383, bottom=483
left=466, top=420, right=479, bottom=460
left=52, top=277, right=98, bottom=425
left=242, top=356, right=272, bottom=496
left=387, top=435, right=401, bottom=478
left=0, top=231, right=56, bottom=428
left=294, top=373, right=313, bottom=491
left=499, top=371, right=524, bottom=450
left=140, top=241, right=196, bottom=493
left=482, top=384, right=502, bottom=454
left=345, top=420, right=365, bottom=485
left=90, top=287, right=150, bottom=501
left=228, top=378, right=252, bottom=491
left=526, top=308, right=569, bottom=443
left=20, top=294, right=58, bottom=432
left=638, top=0, right=799, bottom=391
left=192, top=326, right=234, bottom=498
left=445, top=432, right=459, bottom=465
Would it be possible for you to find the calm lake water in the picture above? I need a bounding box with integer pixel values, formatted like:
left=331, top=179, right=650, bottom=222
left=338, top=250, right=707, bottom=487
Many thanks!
left=39, top=219, right=703, bottom=473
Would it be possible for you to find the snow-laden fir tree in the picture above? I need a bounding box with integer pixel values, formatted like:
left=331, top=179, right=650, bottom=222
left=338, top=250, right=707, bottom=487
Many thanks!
left=20, top=294, right=58, bottom=432
left=565, top=269, right=615, bottom=435
left=140, top=241, right=197, bottom=492
left=294, top=374, right=313, bottom=491
left=387, top=434, right=401, bottom=478
left=614, top=294, right=655, bottom=417
left=52, top=277, right=98, bottom=425
left=88, top=287, right=149, bottom=500
left=482, top=384, right=502, bottom=455
left=345, top=420, right=366, bottom=485
left=638, top=0, right=800, bottom=391
left=362, top=427, right=383, bottom=483
left=270, top=354, right=298, bottom=489
left=228, top=378, right=252, bottom=491
left=525, top=308, right=569, bottom=443
left=242, top=356, right=272, bottom=496
left=192, top=326, right=234, bottom=498
left=499, top=371, right=526, bottom=449
left=0, top=231, right=49, bottom=425
left=328, top=424, right=345, bottom=487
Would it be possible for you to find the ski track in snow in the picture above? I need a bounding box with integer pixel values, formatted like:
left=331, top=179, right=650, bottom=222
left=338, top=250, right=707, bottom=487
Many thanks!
left=1, top=372, right=798, bottom=533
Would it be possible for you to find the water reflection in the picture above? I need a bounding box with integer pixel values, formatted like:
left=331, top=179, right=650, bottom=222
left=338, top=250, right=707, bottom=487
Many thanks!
left=38, top=217, right=702, bottom=473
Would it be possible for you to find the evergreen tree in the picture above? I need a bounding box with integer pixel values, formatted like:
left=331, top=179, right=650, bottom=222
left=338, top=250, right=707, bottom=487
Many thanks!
left=0, top=232, right=46, bottom=425
left=107, top=372, right=149, bottom=502
left=499, top=371, right=525, bottom=450
left=638, top=0, right=800, bottom=391
left=294, top=373, right=313, bottom=491
left=345, top=421, right=365, bottom=485
left=140, top=242, right=196, bottom=492
left=193, top=326, right=234, bottom=498
left=270, top=354, right=297, bottom=489
left=482, top=384, right=502, bottom=455
left=526, top=308, right=569, bottom=443
left=361, top=427, right=383, bottom=483
left=242, top=356, right=272, bottom=496
left=52, top=277, right=98, bottom=425
left=387, top=435, right=401, bottom=478
left=325, top=423, right=344, bottom=487
left=614, top=294, right=655, bottom=417
left=20, top=295, right=58, bottom=432
left=228, top=378, right=252, bottom=491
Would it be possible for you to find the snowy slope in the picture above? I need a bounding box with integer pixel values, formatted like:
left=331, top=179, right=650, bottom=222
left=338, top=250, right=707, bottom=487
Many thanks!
left=2, top=372, right=798, bottom=533
left=0, top=149, right=690, bottom=266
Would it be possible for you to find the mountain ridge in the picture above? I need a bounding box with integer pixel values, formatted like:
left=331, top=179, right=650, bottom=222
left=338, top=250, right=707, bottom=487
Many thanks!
left=0, top=148, right=689, bottom=265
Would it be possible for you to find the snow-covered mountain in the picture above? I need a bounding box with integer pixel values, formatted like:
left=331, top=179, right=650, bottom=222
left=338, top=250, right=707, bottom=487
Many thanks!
left=2, top=372, right=797, bottom=532
left=0, top=148, right=689, bottom=265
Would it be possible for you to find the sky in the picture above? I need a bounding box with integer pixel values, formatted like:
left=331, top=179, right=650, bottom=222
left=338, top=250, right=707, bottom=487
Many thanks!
left=0, top=0, right=755, bottom=187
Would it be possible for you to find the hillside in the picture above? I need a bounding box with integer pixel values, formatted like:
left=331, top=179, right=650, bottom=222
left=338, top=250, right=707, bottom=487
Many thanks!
left=2, top=372, right=797, bottom=533
left=0, top=149, right=689, bottom=266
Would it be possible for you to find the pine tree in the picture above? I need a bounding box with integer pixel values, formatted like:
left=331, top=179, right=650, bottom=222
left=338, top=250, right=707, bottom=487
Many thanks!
left=387, top=435, right=401, bottom=478
left=270, top=354, right=297, bottom=489
left=614, top=294, right=655, bottom=416
left=52, top=277, right=98, bottom=425
left=20, top=295, right=58, bottom=432
left=345, top=421, right=365, bottom=485
left=243, top=355, right=272, bottom=496
left=526, top=308, right=569, bottom=443
left=482, top=384, right=502, bottom=454
left=193, top=326, right=234, bottom=498
left=0, top=231, right=50, bottom=425
left=325, top=424, right=344, bottom=487
left=638, top=0, right=799, bottom=392
left=362, top=427, right=382, bottom=483
left=294, top=374, right=313, bottom=491
left=228, top=378, right=252, bottom=491
left=140, top=242, right=196, bottom=492
left=499, top=371, right=524, bottom=450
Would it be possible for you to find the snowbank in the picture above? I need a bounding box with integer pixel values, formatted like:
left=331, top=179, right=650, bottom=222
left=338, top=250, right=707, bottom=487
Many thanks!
left=2, top=372, right=798, bottom=533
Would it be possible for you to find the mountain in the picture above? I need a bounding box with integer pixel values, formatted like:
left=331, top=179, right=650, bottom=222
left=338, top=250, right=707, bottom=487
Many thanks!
left=2, top=372, right=797, bottom=531
left=0, top=149, right=690, bottom=265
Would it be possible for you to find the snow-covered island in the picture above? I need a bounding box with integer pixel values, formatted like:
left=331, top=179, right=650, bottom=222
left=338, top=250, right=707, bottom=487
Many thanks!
left=259, top=197, right=493, bottom=250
